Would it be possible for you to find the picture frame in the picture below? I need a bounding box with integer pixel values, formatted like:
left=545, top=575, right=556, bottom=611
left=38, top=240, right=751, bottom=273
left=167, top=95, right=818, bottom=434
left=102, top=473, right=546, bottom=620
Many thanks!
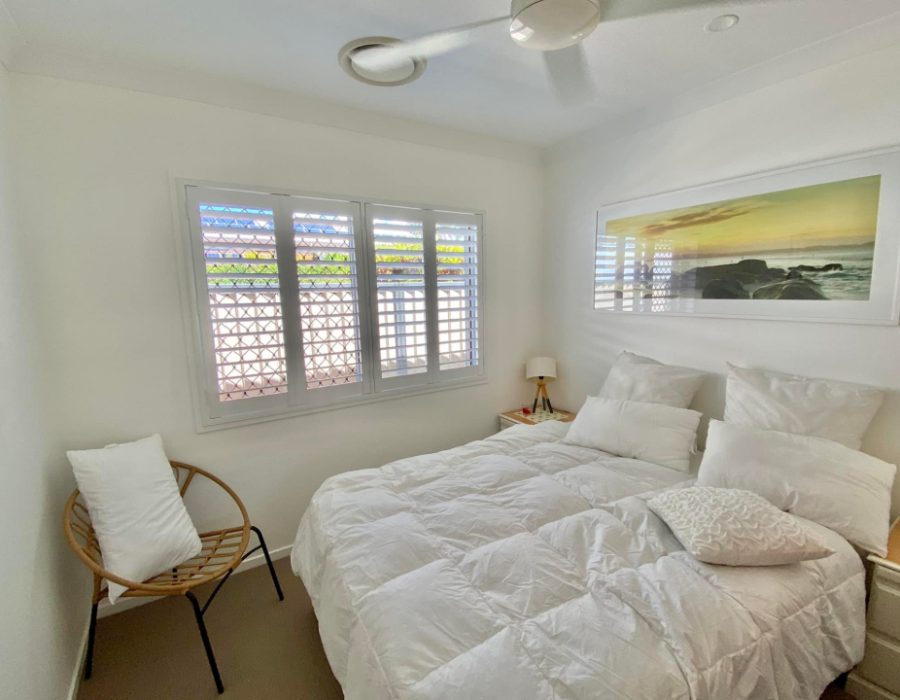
left=593, top=147, right=900, bottom=325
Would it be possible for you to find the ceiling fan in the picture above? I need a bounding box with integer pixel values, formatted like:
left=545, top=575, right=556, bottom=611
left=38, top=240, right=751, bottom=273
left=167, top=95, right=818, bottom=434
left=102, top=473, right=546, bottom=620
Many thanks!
left=338, top=0, right=738, bottom=102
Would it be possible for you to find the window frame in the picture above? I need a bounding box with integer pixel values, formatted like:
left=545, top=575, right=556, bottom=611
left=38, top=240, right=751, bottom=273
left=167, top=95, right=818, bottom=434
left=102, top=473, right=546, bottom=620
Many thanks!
left=174, top=178, right=486, bottom=431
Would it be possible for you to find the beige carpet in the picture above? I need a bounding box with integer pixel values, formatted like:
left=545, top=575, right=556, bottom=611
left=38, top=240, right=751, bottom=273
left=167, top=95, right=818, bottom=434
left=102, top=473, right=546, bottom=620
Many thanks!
left=77, top=556, right=855, bottom=700
left=77, top=557, right=341, bottom=700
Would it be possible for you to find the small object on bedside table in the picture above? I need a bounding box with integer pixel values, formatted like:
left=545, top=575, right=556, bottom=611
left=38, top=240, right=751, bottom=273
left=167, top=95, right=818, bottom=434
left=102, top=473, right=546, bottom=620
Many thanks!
left=847, top=518, right=900, bottom=700
left=498, top=408, right=575, bottom=431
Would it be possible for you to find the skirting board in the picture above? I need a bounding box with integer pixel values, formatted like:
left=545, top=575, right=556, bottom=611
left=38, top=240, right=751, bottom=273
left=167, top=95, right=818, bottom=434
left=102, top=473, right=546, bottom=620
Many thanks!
left=66, top=542, right=292, bottom=700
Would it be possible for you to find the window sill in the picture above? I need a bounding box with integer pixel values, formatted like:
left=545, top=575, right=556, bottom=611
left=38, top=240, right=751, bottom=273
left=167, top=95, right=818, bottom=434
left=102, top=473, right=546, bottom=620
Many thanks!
left=194, top=375, right=489, bottom=433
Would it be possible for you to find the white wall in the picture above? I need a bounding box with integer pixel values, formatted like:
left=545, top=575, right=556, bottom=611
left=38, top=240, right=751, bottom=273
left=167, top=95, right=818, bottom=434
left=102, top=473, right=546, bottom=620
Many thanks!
left=0, top=65, right=89, bottom=698
left=11, top=74, right=545, bottom=557
left=544, top=44, right=900, bottom=510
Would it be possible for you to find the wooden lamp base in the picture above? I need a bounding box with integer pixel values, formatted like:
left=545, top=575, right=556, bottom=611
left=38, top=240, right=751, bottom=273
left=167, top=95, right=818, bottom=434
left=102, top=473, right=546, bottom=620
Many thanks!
left=531, top=378, right=554, bottom=414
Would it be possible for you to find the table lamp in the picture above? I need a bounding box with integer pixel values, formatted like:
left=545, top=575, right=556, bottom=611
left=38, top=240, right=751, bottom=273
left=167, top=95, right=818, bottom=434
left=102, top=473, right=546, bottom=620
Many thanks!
left=526, top=357, right=557, bottom=414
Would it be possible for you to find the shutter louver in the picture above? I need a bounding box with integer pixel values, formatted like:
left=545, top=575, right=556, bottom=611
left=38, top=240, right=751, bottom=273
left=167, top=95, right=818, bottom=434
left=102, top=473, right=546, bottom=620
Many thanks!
left=436, top=219, right=479, bottom=371
left=372, top=215, right=428, bottom=379
left=293, top=208, right=364, bottom=390
left=199, top=203, right=287, bottom=401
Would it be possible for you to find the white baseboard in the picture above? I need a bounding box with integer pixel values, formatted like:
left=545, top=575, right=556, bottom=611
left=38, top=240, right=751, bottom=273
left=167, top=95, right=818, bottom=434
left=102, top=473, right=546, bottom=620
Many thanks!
left=67, top=542, right=293, bottom=699
left=66, top=620, right=91, bottom=700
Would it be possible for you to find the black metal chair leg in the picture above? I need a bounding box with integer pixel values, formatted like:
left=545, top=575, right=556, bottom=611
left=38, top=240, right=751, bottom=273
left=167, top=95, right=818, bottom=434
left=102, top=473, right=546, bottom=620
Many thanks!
left=251, top=525, right=284, bottom=601
left=186, top=591, right=224, bottom=694
left=83, top=602, right=99, bottom=680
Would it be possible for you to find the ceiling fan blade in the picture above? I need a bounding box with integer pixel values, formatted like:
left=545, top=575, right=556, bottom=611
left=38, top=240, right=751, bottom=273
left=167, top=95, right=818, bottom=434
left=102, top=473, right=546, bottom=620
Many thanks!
left=543, top=44, right=596, bottom=105
left=600, top=0, right=728, bottom=22
left=350, top=16, right=509, bottom=73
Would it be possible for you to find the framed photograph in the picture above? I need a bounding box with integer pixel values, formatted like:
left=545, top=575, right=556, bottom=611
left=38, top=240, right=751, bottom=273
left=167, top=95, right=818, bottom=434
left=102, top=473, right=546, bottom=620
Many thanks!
left=594, top=148, right=900, bottom=324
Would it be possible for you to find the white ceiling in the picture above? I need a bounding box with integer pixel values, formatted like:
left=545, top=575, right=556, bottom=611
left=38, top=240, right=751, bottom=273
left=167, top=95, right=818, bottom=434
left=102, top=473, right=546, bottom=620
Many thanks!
left=2, top=0, right=900, bottom=146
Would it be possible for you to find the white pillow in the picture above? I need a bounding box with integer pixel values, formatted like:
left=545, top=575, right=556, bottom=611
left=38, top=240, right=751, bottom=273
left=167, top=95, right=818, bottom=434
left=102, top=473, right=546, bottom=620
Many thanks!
left=599, top=354, right=705, bottom=408
left=724, top=364, right=883, bottom=449
left=615, top=350, right=662, bottom=365
left=67, top=434, right=202, bottom=603
left=697, top=420, right=896, bottom=556
left=648, top=486, right=834, bottom=566
left=564, top=396, right=701, bottom=472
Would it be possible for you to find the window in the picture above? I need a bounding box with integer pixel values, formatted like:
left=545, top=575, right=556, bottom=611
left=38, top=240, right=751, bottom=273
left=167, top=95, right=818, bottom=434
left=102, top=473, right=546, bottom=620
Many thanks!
left=182, top=184, right=483, bottom=427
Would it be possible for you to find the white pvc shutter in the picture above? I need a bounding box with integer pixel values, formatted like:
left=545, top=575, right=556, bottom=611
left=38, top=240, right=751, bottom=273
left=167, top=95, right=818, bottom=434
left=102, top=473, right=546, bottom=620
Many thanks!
left=368, top=207, right=429, bottom=381
left=195, top=196, right=288, bottom=403
left=435, top=214, right=480, bottom=372
left=290, top=202, right=366, bottom=391
left=185, top=184, right=483, bottom=425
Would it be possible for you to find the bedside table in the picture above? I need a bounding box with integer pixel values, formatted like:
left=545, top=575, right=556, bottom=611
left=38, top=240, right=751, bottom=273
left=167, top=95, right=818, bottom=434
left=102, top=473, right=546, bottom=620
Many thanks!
left=847, top=519, right=900, bottom=700
left=498, top=409, right=576, bottom=432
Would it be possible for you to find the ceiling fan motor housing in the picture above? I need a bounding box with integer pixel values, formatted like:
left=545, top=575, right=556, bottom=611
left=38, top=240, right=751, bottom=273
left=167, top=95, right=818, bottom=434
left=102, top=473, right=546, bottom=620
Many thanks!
left=509, top=0, right=603, bottom=51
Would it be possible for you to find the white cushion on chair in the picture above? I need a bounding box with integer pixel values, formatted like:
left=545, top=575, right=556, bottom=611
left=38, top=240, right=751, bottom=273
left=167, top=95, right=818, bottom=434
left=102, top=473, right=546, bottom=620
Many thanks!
left=67, top=434, right=202, bottom=603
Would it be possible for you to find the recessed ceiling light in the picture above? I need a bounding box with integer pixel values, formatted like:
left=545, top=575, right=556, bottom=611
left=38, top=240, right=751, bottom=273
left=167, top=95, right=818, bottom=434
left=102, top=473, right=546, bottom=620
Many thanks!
left=338, top=37, right=427, bottom=87
left=705, top=14, right=740, bottom=33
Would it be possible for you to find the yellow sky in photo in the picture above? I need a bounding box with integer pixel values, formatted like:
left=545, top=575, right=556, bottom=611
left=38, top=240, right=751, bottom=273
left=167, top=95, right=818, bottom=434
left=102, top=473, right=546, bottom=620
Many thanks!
left=606, top=175, right=881, bottom=256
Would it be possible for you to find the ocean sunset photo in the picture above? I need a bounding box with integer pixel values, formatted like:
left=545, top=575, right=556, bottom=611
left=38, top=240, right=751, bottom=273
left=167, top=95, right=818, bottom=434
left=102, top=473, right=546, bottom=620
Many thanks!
left=596, top=175, right=882, bottom=306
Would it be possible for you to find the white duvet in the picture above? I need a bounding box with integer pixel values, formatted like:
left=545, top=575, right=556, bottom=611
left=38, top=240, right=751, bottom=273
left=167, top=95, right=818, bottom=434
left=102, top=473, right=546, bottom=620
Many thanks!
left=292, top=422, right=865, bottom=700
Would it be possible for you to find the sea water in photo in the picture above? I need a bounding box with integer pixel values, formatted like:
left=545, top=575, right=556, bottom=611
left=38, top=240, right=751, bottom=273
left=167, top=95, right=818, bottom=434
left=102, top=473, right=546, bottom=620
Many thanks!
left=669, top=243, right=874, bottom=300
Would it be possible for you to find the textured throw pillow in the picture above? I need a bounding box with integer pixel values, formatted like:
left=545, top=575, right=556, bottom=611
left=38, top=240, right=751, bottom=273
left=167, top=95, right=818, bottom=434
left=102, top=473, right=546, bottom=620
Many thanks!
left=698, top=420, right=896, bottom=556
left=67, top=434, right=203, bottom=603
left=724, top=364, right=883, bottom=449
left=648, top=486, right=834, bottom=566
left=599, top=353, right=705, bottom=408
left=564, top=396, right=701, bottom=472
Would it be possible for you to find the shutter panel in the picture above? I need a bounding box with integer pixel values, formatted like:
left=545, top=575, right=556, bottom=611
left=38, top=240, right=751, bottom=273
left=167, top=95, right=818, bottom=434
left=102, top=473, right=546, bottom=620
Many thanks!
left=368, top=207, right=429, bottom=382
left=196, top=199, right=288, bottom=403
left=435, top=214, right=480, bottom=372
left=289, top=200, right=366, bottom=392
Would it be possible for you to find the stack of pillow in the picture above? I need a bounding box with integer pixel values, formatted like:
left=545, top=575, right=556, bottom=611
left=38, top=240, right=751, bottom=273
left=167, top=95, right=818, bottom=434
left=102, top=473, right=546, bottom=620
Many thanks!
left=694, top=364, right=894, bottom=559
left=564, top=351, right=706, bottom=473
left=565, top=352, right=897, bottom=566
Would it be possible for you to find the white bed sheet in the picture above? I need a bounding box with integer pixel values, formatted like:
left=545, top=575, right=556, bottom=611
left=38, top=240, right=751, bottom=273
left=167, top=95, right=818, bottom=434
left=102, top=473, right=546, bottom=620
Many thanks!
left=292, top=422, right=865, bottom=700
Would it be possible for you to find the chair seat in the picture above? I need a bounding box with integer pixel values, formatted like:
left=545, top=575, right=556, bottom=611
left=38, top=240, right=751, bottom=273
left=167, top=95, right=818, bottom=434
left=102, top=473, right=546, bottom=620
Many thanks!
left=66, top=460, right=253, bottom=599
left=111, top=525, right=248, bottom=598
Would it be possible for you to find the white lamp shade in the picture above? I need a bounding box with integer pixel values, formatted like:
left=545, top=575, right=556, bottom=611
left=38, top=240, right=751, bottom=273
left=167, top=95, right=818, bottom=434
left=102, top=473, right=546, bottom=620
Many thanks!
left=526, top=357, right=557, bottom=381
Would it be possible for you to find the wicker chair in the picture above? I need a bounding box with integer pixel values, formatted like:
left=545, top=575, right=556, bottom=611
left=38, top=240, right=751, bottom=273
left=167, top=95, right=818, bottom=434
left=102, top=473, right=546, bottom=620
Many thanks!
left=63, top=461, right=284, bottom=694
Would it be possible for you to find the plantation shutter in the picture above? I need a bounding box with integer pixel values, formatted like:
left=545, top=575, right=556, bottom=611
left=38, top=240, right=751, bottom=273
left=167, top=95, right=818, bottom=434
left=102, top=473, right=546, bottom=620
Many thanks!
left=279, top=196, right=370, bottom=404
left=435, top=212, right=481, bottom=378
left=366, top=204, right=483, bottom=389
left=186, top=187, right=290, bottom=417
left=184, top=183, right=483, bottom=427
left=366, top=204, right=430, bottom=388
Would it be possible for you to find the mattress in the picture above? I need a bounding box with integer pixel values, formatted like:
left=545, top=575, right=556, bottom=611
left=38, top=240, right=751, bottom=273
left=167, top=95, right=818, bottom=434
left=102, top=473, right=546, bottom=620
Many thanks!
left=291, top=421, right=866, bottom=700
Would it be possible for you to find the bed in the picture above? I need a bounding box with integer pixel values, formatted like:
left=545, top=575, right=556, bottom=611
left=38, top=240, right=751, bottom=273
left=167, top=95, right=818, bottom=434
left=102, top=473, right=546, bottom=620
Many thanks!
left=291, top=421, right=866, bottom=700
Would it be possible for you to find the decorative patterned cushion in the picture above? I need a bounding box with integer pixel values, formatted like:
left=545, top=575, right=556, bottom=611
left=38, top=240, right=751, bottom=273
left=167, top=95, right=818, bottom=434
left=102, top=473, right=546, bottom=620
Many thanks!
left=647, top=486, right=834, bottom=566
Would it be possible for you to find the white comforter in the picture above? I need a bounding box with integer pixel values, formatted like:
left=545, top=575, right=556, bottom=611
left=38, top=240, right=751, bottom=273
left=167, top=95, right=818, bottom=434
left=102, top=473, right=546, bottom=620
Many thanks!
left=292, top=422, right=865, bottom=700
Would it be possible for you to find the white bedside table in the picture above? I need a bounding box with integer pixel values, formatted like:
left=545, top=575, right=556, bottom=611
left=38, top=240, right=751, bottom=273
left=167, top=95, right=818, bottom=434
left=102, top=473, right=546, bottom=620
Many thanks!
left=847, top=519, right=900, bottom=699
left=498, top=408, right=576, bottom=432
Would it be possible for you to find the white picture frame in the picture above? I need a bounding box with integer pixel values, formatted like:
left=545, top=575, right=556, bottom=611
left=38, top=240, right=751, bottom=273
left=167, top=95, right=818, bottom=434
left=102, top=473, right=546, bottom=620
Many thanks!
left=593, top=147, right=900, bottom=325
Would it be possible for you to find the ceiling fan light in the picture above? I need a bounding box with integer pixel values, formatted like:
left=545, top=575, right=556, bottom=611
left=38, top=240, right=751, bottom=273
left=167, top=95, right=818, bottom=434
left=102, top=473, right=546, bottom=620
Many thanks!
left=509, top=0, right=602, bottom=51
left=338, top=37, right=427, bottom=87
